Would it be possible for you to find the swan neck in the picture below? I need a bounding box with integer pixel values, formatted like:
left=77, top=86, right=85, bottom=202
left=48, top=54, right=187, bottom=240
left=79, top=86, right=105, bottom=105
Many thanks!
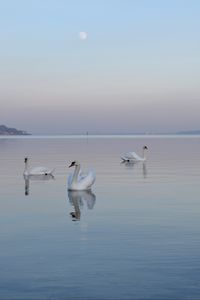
left=24, top=160, right=29, bottom=172
left=143, top=149, right=147, bottom=160
left=72, top=164, right=81, bottom=183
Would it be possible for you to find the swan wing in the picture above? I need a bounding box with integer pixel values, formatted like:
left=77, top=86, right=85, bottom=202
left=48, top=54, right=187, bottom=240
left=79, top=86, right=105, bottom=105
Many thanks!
left=121, top=151, right=141, bottom=160
left=29, top=166, right=53, bottom=175
left=78, top=170, right=96, bottom=190
left=68, top=169, right=95, bottom=190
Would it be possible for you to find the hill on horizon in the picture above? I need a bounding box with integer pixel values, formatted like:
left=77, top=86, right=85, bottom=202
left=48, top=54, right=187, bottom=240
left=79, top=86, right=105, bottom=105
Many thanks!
left=0, top=125, right=30, bottom=135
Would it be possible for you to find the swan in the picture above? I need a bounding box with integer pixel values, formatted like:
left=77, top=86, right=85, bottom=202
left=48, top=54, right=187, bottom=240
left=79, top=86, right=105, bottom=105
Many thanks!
left=23, top=157, right=55, bottom=176
left=121, top=145, right=148, bottom=162
left=67, top=161, right=95, bottom=191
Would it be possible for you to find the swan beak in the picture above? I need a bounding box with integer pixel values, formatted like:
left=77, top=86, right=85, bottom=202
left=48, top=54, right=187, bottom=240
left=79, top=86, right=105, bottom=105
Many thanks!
left=69, top=161, right=76, bottom=168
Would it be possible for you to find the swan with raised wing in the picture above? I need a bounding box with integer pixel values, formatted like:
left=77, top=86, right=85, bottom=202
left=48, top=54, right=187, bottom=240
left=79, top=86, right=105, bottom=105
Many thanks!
left=68, top=161, right=95, bottom=191
left=121, top=146, right=148, bottom=162
left=23, top=157, right=55, bottom=176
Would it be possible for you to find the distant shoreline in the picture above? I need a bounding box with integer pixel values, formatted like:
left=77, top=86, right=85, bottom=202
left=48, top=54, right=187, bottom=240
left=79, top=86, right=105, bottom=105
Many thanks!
left=0, top=125, right=30, bottom=136
left=0, top=133, right=200, bottom=139
left=1, top=124, right=200, bottom=137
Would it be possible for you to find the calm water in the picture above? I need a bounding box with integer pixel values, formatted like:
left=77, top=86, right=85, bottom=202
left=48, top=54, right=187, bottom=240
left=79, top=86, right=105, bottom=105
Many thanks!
left=0, top=136, right=200, bottom=300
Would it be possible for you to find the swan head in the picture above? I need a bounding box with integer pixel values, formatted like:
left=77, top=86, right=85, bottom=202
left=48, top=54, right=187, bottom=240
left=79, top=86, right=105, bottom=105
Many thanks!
left=69, top=160, right=80, bottom=168
left=24, top=157, right=28, bottom=163
left=143, top=146, right=148, bottom=150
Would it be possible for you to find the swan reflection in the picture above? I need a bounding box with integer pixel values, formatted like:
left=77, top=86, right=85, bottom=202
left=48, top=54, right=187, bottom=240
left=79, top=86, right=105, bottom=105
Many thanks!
left=142, top=162, right=147, bottom=178
left=121, top=161, right=148, bottom=178
left=24, top=174, right=54, bottom=196
left=68, top=190, right=96, bottom=221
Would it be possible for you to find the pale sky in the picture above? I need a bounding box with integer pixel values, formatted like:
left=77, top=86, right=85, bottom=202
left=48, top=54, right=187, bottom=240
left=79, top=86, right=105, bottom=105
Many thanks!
left=0, top=0, right=200, bottom=134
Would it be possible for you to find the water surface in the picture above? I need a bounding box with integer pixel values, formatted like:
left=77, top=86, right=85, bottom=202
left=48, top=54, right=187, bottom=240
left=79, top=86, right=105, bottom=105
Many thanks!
left=0, top=136, right=200, bottom=299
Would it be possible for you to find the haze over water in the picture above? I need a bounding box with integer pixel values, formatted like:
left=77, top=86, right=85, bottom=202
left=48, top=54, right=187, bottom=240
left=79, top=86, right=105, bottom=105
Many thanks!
left=0, top=135, right=200, bottom=299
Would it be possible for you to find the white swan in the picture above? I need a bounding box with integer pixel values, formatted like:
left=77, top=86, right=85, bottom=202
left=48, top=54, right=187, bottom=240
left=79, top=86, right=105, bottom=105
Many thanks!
left=121, top=146, right=148, bottom=162
left=23, top=157, right=55, bottom=176
left=67, top=161, right=95, bottom=191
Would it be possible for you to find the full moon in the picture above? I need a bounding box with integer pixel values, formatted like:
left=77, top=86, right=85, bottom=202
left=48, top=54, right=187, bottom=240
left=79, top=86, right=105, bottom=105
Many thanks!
left=79, top=31, right=88, bottom=40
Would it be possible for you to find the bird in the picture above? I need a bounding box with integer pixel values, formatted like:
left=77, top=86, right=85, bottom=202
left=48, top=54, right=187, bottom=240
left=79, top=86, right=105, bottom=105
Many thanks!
left=23, top=157, right=55, bottom=176
left=121, top=146, right=148, bottom=162
left=67, top=161, right=95, bottom=191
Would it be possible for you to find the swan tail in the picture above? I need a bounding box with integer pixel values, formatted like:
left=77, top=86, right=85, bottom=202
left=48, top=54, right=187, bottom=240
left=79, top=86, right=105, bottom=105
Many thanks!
left=50, top=168, right=55, bottom=174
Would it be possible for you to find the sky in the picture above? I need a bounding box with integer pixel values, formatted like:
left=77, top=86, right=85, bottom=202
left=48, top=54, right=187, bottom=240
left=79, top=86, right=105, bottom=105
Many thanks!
left=0, top=0, right=200, bottom=134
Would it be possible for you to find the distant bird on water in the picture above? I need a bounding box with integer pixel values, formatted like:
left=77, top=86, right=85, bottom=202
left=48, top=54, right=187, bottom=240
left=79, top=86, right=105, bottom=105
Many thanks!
left=23, top=157, right=55, bottom=176
left=121, top=146, right=148, bottom=162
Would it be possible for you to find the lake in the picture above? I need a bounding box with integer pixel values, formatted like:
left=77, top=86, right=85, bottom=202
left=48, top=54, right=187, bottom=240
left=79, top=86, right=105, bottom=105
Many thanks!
left=0, top=135, right=200, bottom=300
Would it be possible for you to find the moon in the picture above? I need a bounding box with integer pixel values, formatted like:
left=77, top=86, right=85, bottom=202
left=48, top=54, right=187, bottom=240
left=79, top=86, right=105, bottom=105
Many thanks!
left=79, top=31, right=88, bottom=40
